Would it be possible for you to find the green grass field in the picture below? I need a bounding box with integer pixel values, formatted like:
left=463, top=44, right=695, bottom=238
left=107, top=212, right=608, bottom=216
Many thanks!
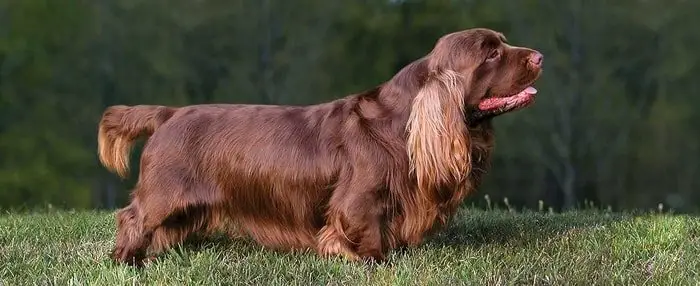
left=1, top=206, right=698, bottom=286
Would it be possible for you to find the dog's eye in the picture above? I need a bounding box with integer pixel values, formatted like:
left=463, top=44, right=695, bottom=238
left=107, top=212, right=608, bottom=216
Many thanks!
left=486, top=49, right=501, bottom=62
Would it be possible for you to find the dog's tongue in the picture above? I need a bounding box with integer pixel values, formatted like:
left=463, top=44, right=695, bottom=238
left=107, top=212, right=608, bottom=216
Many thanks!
left=478, top=87, right=537, bottom=110
left=524, top=86, right=537, bottom=94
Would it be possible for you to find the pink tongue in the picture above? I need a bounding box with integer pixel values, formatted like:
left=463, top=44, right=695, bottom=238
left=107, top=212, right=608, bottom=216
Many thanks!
left=478, top=87, right=537, bottom=110
left=478, top=98, right=506, bottom=110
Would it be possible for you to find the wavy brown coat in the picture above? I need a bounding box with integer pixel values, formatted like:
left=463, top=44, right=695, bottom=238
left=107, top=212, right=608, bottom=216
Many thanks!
left=98, top=28, right=543, bottom=266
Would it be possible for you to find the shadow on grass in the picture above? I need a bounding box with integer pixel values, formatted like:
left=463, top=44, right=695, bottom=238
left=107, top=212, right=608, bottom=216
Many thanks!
left=151, top=208, right=641, bottom=266
left=144, top=233, right=257, bottom=267
left=182, top=232, right=255, bottom=253
left=157, top=231, right=319, bottom=264
left=425, top=208, right=633, bottom=249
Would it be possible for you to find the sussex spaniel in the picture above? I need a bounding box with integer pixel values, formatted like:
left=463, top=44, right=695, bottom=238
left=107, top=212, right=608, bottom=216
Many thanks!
left=98, top=28, right=543, bottom=266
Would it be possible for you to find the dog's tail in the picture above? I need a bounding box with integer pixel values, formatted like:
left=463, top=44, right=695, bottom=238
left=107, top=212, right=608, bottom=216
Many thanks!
left=97, top=105, right=176, bottom=178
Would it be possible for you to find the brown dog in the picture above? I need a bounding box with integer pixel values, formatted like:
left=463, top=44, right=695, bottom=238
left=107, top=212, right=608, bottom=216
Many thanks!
left=98, top=28, right=543, bottom=266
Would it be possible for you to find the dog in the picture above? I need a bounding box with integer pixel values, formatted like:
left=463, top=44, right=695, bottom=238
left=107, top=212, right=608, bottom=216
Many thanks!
left=97, top=28, right=543, bottom=266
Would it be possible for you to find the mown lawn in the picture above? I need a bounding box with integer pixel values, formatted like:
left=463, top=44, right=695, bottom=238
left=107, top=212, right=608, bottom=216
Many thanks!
left=0, top=206, right=698, bottom=285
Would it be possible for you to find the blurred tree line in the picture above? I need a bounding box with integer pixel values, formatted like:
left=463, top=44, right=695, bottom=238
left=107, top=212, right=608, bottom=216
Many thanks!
left=1, top=0, right=698, bottom=212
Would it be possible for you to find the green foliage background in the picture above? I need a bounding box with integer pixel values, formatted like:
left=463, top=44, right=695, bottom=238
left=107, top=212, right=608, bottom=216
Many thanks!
left=1, top=0, right=698, bottom=212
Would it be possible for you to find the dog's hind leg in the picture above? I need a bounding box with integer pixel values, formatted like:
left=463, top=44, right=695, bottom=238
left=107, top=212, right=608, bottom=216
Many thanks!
left=111, top=196, right=202, bottom=266
left=111, top=199, right=150, bottom=266
left=111, top=170, right=219, bottom=266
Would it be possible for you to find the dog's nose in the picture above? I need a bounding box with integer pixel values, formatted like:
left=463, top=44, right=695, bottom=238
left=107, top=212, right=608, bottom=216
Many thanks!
left=529, top=52, right=543, bottom=67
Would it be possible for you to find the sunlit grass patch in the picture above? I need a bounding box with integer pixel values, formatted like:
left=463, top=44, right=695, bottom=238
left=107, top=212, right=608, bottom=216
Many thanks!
left=1, top=207, right=698, bottom=285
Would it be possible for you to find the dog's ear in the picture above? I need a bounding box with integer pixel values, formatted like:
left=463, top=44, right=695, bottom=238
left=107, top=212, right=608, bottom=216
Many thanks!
left=406, top=69, right=472, bottom=201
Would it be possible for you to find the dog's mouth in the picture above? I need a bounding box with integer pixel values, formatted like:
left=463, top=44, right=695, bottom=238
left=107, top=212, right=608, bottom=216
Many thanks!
left=477, top=86, right=537, bottom=112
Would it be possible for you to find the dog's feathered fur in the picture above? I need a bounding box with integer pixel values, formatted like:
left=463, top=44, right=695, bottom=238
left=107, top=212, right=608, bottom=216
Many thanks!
left=98, top=28, right=543, bottom=266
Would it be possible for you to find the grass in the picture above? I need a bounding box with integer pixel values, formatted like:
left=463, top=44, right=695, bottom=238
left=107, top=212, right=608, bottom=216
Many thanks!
left=0, top=206, right=698, bottom=286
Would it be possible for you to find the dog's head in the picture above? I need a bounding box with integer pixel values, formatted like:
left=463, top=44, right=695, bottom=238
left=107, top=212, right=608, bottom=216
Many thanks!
left=406, top=28, right=543, bottom=202
left=426, top=28, right=543, bottom=115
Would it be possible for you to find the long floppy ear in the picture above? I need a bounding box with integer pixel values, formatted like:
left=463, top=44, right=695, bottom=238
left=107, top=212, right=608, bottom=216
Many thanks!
left=406, top=69, right=472, bottom=201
